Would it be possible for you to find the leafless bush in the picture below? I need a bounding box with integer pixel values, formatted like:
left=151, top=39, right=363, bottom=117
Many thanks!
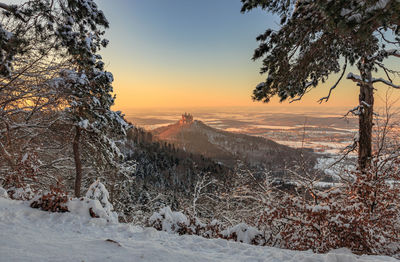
left=255, top=94, right=400, bottom=256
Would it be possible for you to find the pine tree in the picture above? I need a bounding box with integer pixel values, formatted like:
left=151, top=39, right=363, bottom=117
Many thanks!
left=0, top=0, right=129, bottom=196
left=241, top=0, right=400, bottom=170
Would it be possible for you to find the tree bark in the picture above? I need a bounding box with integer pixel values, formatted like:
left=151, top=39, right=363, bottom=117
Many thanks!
left=73, top=126, right=83, bottom=197
left=358, top=69, right=374, bottom=171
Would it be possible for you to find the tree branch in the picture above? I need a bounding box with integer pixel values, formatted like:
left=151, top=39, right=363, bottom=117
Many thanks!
left=385, top=49, right=400, bottom=58
left=318, top=60, right=347, bottom=103
left=377, top=29, right=400, bottom=45
left=289, top=81, right=313, bottom=103
left=375, top=62, right=394, bottom=82
left=0, top=2, right=10, bottom=11
left=0, top=2, right=27, bottom=23
left=372, top=78, right=400, bottom=89
left=347, top=72, right=363, bottom=85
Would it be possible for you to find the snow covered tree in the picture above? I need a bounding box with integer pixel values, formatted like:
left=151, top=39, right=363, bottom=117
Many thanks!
left=241, top=0, right=400, bottom=170
left=0, top=2, right=72, bottom=191
left=0, top=0, right=130, bottom=197
left=85, top=179, right=118, bottom=222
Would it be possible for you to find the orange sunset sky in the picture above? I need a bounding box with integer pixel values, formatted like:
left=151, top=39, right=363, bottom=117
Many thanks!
left=94, top=0, right=399, bottom=112
left=5, top=0, right=399, bottom=111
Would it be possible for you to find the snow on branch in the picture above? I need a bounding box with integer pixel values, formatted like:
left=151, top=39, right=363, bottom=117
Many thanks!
left=344, top=105, right=362, bottom=117
left=368, top=49, right=400, bottom=62
left=372, top=78, right=400, bottom=89
left=346, top=72, right=363, bottom=84
left=385, top=49, right=400, bottom=58
left=0, top=2, right=10, bottom=11
left=347, top=72, right=400, bottom=89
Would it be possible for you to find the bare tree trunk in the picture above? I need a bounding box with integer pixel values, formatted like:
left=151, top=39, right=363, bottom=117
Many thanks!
left=358, top=69, right=374, bottom=171
left=73, top=126, right=83, bottom=197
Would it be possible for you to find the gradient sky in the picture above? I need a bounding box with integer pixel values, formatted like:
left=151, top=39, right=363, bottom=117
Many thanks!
left=4, top=0, right=400, bottom=110
left=96, top=0, right=282, bottom=110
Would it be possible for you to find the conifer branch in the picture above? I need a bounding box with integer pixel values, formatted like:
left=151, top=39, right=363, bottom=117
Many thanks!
left=318, top=59, right=347, bottom=103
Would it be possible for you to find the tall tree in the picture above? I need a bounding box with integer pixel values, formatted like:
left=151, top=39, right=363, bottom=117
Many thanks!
left=0, top=0, right=129, bottom=197
left=241, top=0, right=400, bottom=170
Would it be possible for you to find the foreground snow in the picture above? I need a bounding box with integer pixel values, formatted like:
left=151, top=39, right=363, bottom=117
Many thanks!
left=0, top=198, right=397, bottom=262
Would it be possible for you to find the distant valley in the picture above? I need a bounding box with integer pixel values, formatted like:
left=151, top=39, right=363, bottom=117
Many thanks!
left=125, top=107, right=358, bottom=155
left=151, top=113, right=315, bottom=172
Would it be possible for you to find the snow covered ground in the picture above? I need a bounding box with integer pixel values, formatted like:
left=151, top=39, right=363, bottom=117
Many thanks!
left=0, top=197, right=398, bottom=262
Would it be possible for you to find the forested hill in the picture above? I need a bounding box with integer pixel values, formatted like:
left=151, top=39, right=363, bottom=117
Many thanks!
left=123, top=126, right=231, bottom=192
left=107, top=117, right=319, bottom=222
left=152, top=115, right=316, bottom=171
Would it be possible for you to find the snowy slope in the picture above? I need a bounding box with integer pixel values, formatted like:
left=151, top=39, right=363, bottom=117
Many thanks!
left=0, top=198, right=397, bottom=262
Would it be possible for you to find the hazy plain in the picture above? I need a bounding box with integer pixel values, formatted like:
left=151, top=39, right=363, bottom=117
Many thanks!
left=123, top=106, right=360, bottom=154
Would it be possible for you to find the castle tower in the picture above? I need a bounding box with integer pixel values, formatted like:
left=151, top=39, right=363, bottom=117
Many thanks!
left=179, top=112, right=194, bottom=125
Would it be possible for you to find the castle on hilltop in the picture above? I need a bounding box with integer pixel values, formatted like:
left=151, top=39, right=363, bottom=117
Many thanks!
left=179, top=113, right=194, bottom=125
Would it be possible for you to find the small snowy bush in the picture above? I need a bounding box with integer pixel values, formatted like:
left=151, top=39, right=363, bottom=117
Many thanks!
left=7, top=186, right=35, bottom=201
left=84, top=180, right=118, bottom=223
left=149, top=206, right=224, bottom=238
left=259, top=159, right=400, bottom=256
left=149, top=206, right=268, bottom=245
left=149, top=206, right=189, bottom=233
left=3, top=153, right=40, bottom=200
left=30, top=177, right=69, bottom=212
left=0, top=186, right=9, bottom=199
left=30, top=188, right=69, bottom=213
left=222, top=223, right=265, bottom=245
left=30, top=180, right=118, bottom=223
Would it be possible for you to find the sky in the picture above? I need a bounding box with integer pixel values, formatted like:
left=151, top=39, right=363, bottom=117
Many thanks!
left=96, top=0, right=285, bottom=110
left=3, top=0, right=400, bottom=111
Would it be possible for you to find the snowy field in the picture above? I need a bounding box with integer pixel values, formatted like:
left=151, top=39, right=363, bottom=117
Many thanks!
left=0, top=198, right=397, bottom=262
